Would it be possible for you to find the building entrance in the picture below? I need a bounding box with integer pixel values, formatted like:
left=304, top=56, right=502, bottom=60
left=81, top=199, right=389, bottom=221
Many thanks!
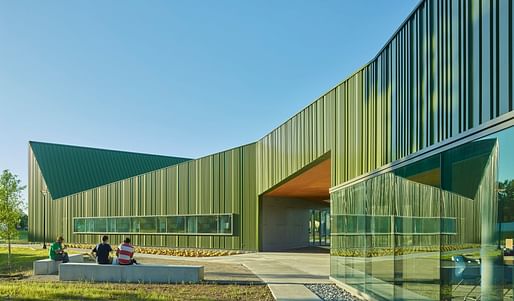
left=309, top=208, right=330, bottom=247
left=259, top=157, right=330, bottom=251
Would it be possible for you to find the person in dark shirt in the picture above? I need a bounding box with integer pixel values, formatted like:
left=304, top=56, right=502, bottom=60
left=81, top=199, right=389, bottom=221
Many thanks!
left=91, top=235, right=113, bottom=264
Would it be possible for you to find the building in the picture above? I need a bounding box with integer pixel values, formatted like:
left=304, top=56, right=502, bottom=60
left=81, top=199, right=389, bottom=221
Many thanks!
left=29, top=0, right=514, bottom=299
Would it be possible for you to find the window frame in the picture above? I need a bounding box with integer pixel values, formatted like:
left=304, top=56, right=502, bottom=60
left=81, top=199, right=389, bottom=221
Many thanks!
left=72, top=213, right=234, bottom=236
left=331, top=214, right=456, bottom=235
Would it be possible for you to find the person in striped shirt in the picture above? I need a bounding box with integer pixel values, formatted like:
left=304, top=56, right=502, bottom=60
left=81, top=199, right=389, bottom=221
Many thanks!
left=116, top=237, right=137, bottom=265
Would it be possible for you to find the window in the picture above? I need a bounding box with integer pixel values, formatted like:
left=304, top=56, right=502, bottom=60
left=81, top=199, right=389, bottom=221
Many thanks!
left=116, top=218, right=130, bottom=232
left=441, top=218, right=456, bottom=234
left=157, top=217, right=166, bottom=233
left=73, top=214, right=233, bottom=235
left=73, top=219, right=85, bottom=233
left=107, top=218, right=116, bottom=232
left=395, top=216, right=443, bottom=234
left=186, top=216, right=197, bottom=233
left=93, top=218, right=107, bottom=232
left=131, top=218, right=140, bottom=233
left=368, top=216, right=391, bottom=233
left=197, top=216, right=217, bottom=233
left=85, top=219, right=94, bottom=232
left=346, top=215, right=366, bottom=233
left=218, top=215, right=232, bottom=234
left=333, top=215, right=454, bottom=235
left=139, top=217, right=156, bottom=233
left=167, top=216, right=185, bottom=233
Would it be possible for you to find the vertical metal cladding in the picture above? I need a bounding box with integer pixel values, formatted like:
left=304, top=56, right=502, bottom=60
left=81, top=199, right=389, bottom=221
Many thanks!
left=256, top=0, right=514, bottom=194
left=28, top=143, right=258, bottom=251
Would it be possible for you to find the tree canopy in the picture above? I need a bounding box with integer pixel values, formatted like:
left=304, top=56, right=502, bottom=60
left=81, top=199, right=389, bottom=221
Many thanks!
left=0, top=170, right=26, bottom=250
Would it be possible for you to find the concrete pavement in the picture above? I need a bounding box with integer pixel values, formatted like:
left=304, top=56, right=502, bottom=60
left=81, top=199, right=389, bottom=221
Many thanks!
left=131, top=249, right=330, bottom=300
left=158, top=249, right=331, bottom=300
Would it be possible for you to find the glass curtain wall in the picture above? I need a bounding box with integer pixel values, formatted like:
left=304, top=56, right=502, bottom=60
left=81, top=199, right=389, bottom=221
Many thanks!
left=331, top=125, right=514, bottom=300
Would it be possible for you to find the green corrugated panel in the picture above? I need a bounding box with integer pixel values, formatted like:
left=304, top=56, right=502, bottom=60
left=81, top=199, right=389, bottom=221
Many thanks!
left=28, top=143, right=258, bottom=251
left=29, top=141, right=191, bottom=200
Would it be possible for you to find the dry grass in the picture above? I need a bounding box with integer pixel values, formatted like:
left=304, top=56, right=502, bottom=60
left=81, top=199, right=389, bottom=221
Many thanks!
left=0, top=281, right=274, bottom=301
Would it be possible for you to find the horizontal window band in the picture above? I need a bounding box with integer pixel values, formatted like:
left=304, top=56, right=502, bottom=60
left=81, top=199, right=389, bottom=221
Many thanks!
left=73, top=214, right=234, bottom=236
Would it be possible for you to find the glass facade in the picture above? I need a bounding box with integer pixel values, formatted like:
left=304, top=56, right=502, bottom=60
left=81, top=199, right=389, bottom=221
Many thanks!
left=331, top=125, right=514, bottom=300
left=73, top=214, right=233, bottom=235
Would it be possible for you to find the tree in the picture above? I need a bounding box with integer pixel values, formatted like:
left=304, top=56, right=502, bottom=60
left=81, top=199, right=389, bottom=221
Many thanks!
left=0, top=170, right=26, bottom=271
left=499, top=179, right=514, bottom=222
left=19, top=213, right=28, bottom=230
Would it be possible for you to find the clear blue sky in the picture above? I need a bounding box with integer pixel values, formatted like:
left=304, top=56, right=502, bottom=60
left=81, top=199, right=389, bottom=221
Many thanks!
left=0, top=0, right=418, bottom=200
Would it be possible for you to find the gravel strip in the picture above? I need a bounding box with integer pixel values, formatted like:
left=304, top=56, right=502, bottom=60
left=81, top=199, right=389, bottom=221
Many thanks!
left=305, top=283, right=358, bottom=301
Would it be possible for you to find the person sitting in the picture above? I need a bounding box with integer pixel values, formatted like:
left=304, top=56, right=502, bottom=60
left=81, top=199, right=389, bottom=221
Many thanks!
left=116, top=237, right=137, bottom=265
left=91, top=235, right=113, bottom=264
left=49, top=236, right=69, bottom=263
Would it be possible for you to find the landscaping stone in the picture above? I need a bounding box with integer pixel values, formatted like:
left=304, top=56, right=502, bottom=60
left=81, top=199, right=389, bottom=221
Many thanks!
left=305, top=283, right=358, bottom=301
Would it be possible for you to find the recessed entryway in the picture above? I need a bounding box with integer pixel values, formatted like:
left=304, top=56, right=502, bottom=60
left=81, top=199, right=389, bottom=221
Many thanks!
left=259, top=156, right=331, bottom=251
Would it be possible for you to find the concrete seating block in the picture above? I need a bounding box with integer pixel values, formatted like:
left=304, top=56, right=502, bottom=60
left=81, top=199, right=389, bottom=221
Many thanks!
left=59, top=263, right=204, bottom=284
left=33, top=254, right=84, bottom=275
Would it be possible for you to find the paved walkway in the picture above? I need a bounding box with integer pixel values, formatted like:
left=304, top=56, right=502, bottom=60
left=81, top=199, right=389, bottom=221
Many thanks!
left=228, top=252, right=330, bottom=301
left=139, top=249, right=331, bottom=300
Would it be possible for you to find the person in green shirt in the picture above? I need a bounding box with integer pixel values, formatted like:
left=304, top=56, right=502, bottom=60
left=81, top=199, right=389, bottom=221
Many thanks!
left=49, top=236, right=69, bottom=263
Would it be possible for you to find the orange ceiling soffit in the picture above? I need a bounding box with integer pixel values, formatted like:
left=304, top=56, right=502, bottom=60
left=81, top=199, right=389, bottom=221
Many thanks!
left=263, top=158, right=330, bottom=201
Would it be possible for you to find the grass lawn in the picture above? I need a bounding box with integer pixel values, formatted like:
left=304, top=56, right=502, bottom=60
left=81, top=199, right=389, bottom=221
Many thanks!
left=0, top=246, right=49, bottom=276
left=0, top=281, right=273, bottom=300
left=0, top=246, right=274, bottom=300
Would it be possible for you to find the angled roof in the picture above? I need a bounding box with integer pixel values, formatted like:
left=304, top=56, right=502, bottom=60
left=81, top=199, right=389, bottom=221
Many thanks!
left=30, top=141, right=191, bottom=200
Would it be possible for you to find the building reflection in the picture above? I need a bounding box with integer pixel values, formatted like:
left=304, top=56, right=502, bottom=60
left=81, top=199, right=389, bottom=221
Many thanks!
left=331, top=126, right=514, bottom=300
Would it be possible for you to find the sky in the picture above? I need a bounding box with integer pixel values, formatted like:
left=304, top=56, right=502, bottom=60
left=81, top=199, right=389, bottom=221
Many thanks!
left=0, top=0, right=419, bottom=201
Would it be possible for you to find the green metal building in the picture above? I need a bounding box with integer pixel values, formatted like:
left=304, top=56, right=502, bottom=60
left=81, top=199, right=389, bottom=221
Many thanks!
left=29, top=0, right=514, bottom=299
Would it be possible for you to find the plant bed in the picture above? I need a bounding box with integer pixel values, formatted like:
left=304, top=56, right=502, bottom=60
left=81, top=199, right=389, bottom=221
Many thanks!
left=65, top=243, right=245, bottom=257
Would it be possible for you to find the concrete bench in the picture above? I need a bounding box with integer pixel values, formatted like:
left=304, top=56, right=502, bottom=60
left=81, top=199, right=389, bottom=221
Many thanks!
left=33, top=254, right=84, bottom=275
left=59, top=263, right=204, bottom=284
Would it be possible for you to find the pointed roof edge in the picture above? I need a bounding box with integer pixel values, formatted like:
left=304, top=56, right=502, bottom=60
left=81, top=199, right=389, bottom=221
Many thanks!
left=29, top=140, right=193, bottom=161
left=29, top=141, right=193, bottom=200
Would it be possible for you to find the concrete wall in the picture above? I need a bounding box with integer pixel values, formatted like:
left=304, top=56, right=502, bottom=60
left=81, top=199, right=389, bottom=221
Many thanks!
left=260, top=197, right=328, bottom=251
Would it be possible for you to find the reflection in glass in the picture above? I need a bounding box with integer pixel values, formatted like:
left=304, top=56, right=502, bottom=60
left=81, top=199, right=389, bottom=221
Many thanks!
left=131, top=218, right=140, bottom=233
left=73, top=219, right=85, bottom=233
left=116, top=218, right=130, bottom=232
left=93, top=218, right=107, bottom=232
left=366, top=173, right=395, bottom=300
left=85, top=219, right=94, bottom=232
left=218, top=215, right=232, bottom=234
left=197, top=216, right=217, bottom=233
left=167, top=216, right=185, bottom=233
left=187, top=216, right=197, bottom=233
left=73, top=214, right=233, bottom=235
left=107, top=218, right=116, bottom=232
left=331, top=125, right=514, bottom=300
left=139, top=217, right=156, bottom=233
left=157, top=217, right=166, bottom=233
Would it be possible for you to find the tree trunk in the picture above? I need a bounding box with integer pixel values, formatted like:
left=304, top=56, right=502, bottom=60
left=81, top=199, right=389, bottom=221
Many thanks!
left=7, top=237, right=11, bottom=273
